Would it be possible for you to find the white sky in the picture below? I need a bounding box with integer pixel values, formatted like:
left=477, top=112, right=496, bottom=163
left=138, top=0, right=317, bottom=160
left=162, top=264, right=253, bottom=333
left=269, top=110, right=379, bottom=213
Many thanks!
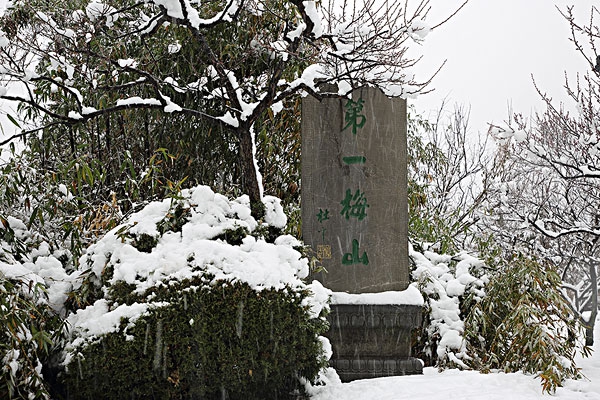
left=411, top=0, right=597, bottom=135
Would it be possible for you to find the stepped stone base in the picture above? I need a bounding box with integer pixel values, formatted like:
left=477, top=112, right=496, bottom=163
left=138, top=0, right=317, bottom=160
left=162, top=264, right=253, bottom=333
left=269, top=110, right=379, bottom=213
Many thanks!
left=325, top=304, right=423, bottom=382
left=330, top=357, right=423, bottom=381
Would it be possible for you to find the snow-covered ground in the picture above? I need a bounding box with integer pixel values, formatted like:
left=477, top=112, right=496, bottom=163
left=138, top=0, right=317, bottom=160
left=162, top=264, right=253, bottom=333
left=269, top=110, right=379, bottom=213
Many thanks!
left=311, top=317, right=600, bottom=400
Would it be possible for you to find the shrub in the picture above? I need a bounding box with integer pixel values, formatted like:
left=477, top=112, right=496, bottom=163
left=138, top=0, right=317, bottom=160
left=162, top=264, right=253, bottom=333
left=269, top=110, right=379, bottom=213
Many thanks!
left=61, top=279, right=327, bottom=399
left=0, top=275, right=63, bottom=400
left=464, top=253, right=588, bottom=393
left=56, top=185, right=330, bottom=399
left=410, top=246, right=487, bottom=368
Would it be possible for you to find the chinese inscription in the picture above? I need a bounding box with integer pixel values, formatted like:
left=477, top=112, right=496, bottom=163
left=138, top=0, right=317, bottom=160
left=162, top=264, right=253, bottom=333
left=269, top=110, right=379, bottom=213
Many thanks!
left=340, top=189, right=369, bottom=221
left=340, top=97, right=369, bottom=264
left=317, top=208, right=330, bottom=223
left=342, top=239, right=369, bottom=265
left=342, top=98, right=366, bottom=135
left=342, top=156, right=366, bottom=165
left=301, top=86, right=410, bottom=292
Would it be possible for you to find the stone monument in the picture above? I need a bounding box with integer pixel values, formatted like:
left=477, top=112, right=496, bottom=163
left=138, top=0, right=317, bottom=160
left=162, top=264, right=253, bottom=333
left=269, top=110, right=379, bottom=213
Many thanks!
left=302, top=86, right=423, bottom=381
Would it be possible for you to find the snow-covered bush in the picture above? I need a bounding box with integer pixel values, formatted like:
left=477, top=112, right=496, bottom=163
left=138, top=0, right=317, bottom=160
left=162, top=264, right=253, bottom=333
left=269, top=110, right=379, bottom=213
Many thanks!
left=0, top=243, right=68, bottom=400
left=411, top=244, right=588, bottom=393
left=0, top=206, right=78, bottom=400
left=410, top=246, right=487, bottom=368
left=464, top=253, right=586, bottom=393
left=57, top=185, right=331, bottom=399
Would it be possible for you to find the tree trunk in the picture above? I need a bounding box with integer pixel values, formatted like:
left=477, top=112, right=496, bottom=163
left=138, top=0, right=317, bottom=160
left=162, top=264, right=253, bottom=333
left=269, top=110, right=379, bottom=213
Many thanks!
left=238, top=126, right=264, bottom=219
left=585, top=261, right=598, bottom=346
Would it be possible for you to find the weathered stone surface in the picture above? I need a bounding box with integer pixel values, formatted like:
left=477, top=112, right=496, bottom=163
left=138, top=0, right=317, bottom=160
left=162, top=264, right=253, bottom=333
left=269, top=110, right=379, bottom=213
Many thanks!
left=331, top=358, right=423, bottom=382
left=325, top=304, right=423, bottom=381
left=302, top=87, right=419, bottom=381
left=301, top=87, right=409, bottom=293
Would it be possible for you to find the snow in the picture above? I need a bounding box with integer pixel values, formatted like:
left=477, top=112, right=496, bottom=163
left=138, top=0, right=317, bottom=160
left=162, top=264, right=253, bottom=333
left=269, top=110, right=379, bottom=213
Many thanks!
left=62, top=299, right=168, bottom=367
left=304, top=280, right=332, bottom=319
left=286, top=22, right=307, bottom=41
left=65, top=299, right=162, bottom=347
left=331, top=285, right=423, bottom=306
left=0, top=31, right=8, bottom=48
left=303, top=1, right=323, bottom=38
left=68, top=184, right=322, bottom=342
left=0, top=260, right=45, bottom=289
left=217, top=111, right=239, bottom=127
left=81, top=106, right=97, bottom=115
left=67, top=110, right=83, bottom=120
left=2, top=349, right=20, bottom=379
left=3, top=177, right=600, bottom=399
left=513, top=129, right=527, bottom=143
left=270, top=100, right=284, bottom=115
left=86, top=0, right=118, bottom=27
left=292, top=64, right=327, bottom=92
left=408, top=19, right=431, bottom=40
left=263, top=195, right=287, bottom=228
left=308, top=315, right=600, bottom=399
left=116, top=97, right=161, bottom=107
left=410, top=247, right=487, bottom=365
left=118, top=58, right=138, bottom=68
left=167, top=41, right=181, bottom=54
left=150, top=0, right=238, bottom=28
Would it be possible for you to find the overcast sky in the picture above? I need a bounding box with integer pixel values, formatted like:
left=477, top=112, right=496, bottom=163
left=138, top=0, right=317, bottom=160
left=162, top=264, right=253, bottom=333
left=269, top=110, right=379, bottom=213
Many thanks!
left=411, top=0, right=597, bottom=136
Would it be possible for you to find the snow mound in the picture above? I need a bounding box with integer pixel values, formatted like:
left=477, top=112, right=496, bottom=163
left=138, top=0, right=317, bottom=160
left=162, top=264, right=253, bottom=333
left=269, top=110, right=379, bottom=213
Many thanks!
left=69, top=185, right=329, bottom=346
left=80, top=185, right=309, bottom=294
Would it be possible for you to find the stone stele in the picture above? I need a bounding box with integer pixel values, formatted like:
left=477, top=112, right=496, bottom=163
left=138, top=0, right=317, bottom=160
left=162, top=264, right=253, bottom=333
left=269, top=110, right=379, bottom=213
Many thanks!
left=301, top=86, right=409, bottom=293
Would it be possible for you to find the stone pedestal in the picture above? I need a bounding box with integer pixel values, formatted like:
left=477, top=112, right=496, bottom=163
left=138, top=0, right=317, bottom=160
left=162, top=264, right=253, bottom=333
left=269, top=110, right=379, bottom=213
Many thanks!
left=325, top=304, right=423, bottom=381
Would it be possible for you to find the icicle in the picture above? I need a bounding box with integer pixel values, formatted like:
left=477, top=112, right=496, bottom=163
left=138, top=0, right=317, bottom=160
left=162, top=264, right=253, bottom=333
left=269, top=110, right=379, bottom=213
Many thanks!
left=77, top=353, right=83, bottom=380
left=143, top=323, right=150, bottom=355
left=162, top=341, right=168, bottom=379
left=269, top=310, right=274, bottom=340
left=153, top=320, right=163, bottom=372
left=235, top=300, right=245, bottom=338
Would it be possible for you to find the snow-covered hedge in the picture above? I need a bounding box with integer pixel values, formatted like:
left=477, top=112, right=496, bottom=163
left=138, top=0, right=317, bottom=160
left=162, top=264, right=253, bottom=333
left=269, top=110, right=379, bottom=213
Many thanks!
left=56, top=185, right=331, bottom=399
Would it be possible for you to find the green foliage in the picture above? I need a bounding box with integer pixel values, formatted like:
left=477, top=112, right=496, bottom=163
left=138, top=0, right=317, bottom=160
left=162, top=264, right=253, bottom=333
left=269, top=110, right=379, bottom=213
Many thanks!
left=0, top=277, right=64, bottom=400
left=1, top=0, right=308, bottom=213
left=464, top=254, right=588, bottom=393
left=0, top=146, right=125, bottom=265
left=256, top=97, right=302, bottom=208
left=60, top=278, right=329, bottom=400
left=213, top=225, right=250, bottom=246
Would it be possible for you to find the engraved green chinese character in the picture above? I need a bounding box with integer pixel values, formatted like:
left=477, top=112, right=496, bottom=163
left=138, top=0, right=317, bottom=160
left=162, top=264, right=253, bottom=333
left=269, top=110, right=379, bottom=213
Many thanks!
left=342, top=156, right=366, bottom=165
left=342, top=239, right=369, bottom=265
left=340, top=189, right=369, bottom=221
left=317, top=208, right=330, bottom=223
left=342, top=98, right=366, bottom=135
